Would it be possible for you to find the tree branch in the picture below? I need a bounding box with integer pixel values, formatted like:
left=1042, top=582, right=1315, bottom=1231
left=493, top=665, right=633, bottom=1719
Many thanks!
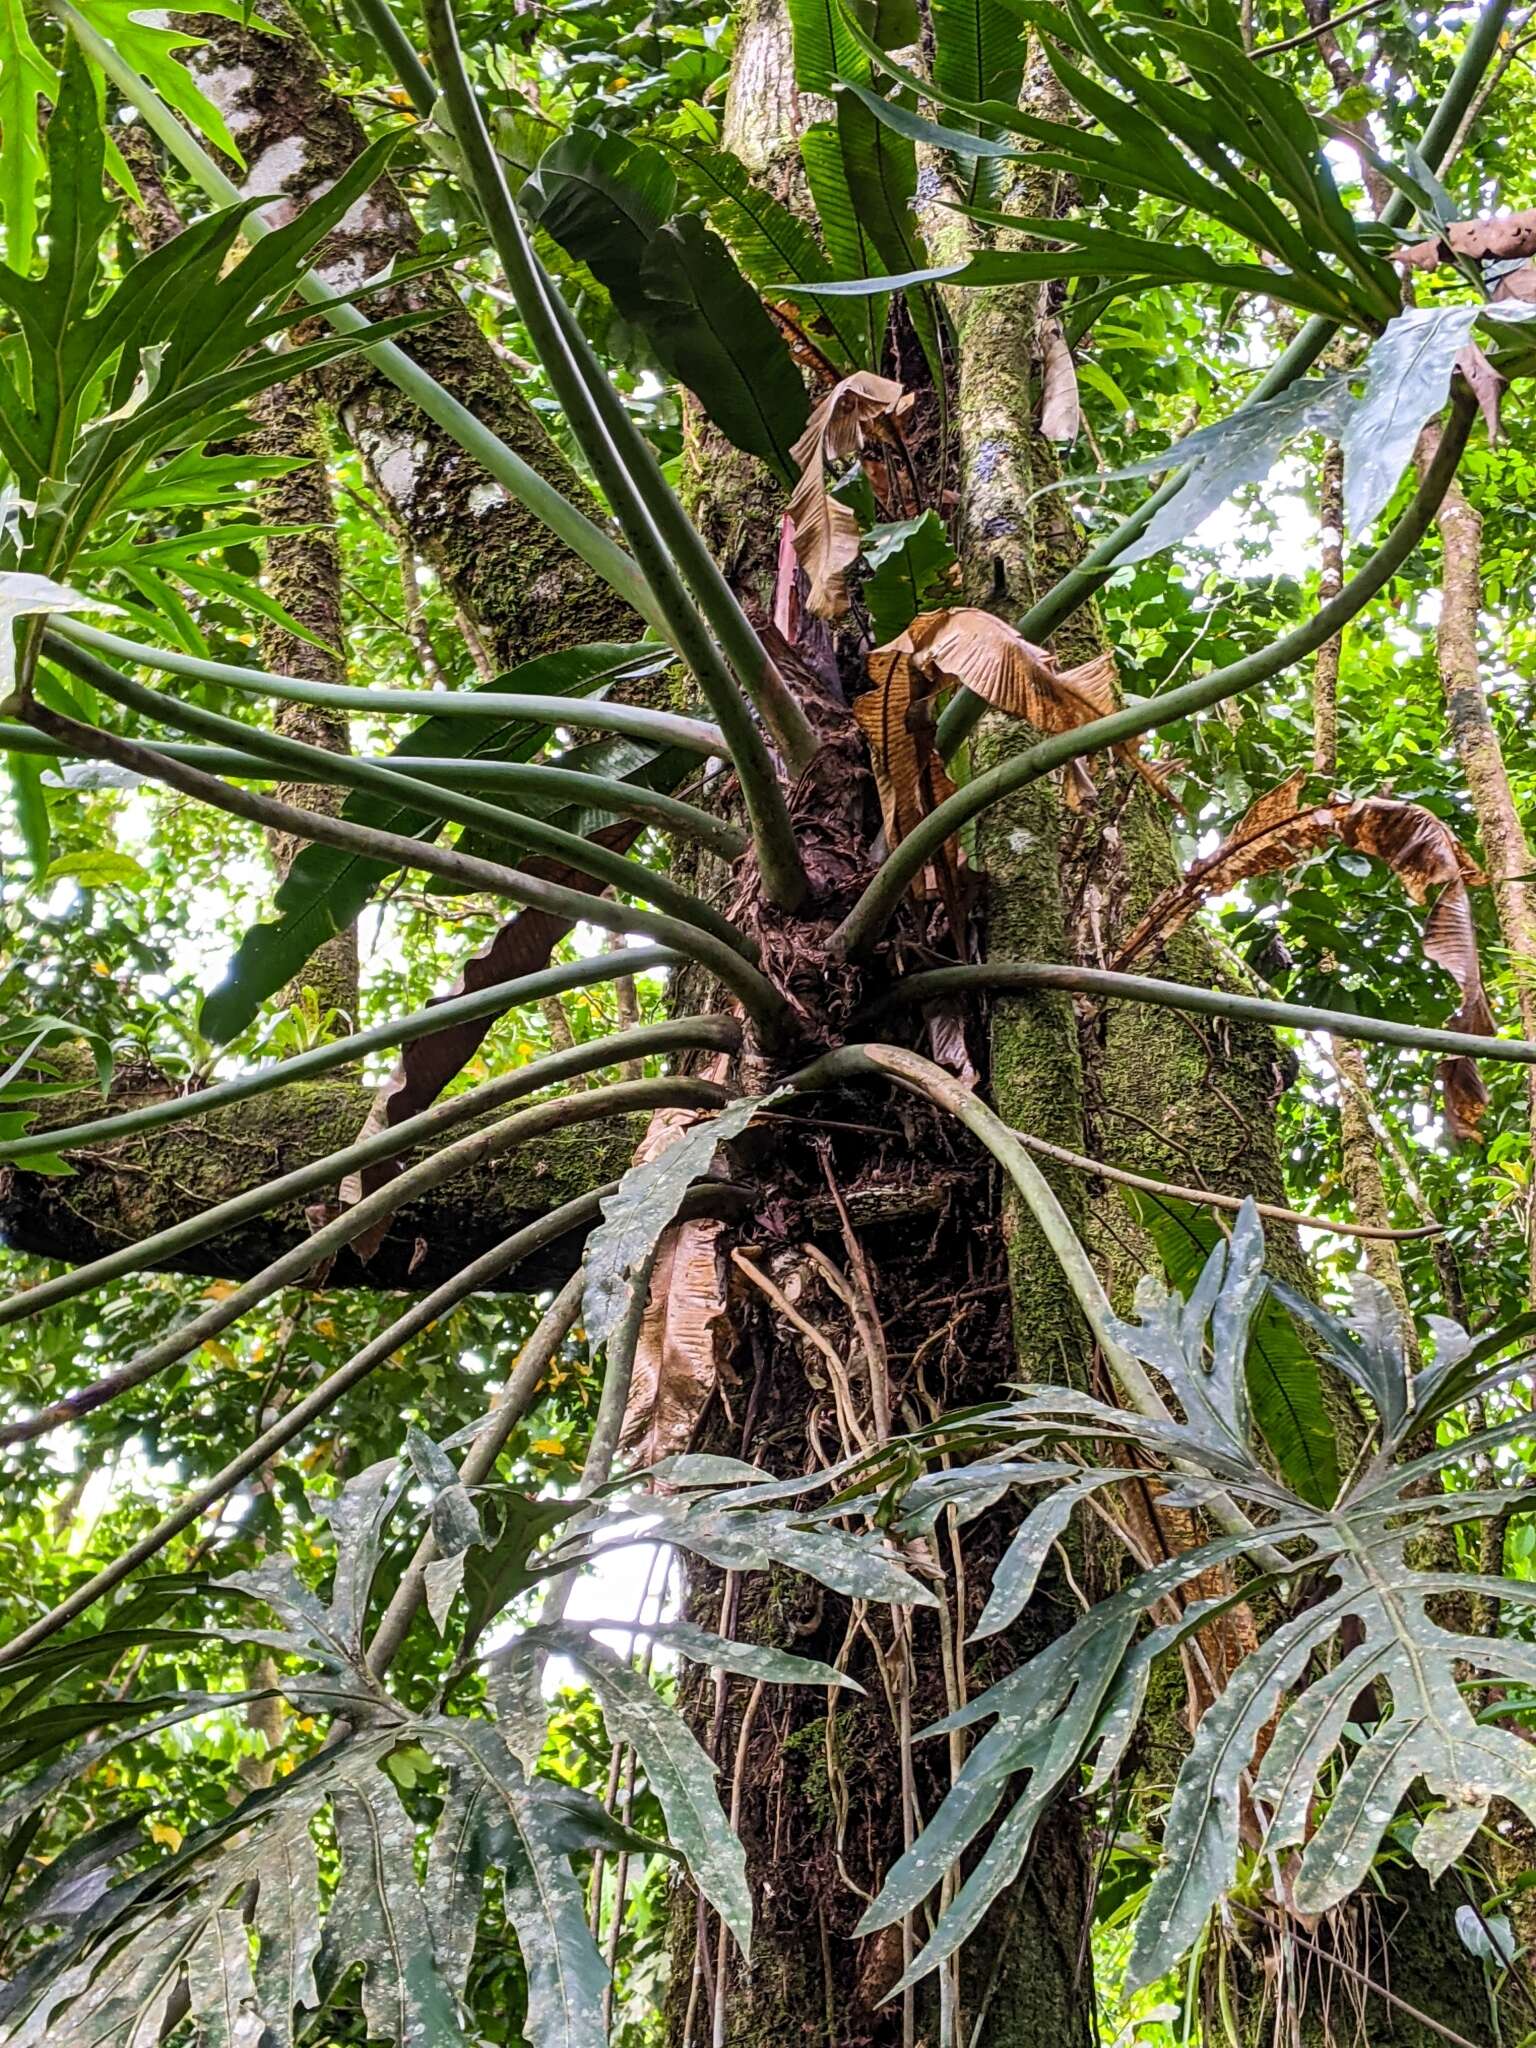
left=0, top=1075, right=729, bottom=1444
left=0, top=1019, right=738, bottom=1337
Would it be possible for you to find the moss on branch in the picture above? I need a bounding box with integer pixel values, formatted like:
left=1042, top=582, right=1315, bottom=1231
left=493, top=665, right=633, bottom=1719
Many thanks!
left=0, top=1073, right=644, bottom=1292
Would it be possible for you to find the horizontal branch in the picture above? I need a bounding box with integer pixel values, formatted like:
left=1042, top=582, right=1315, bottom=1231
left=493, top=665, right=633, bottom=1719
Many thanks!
left=0, top=1087, right=642, bottom=1293
left=862, top=959, right=1536, bottom=1066
left=24, top=705, right=792, bottom=1035
left=0, top=947, right=680, bottom=1164
left=837, top=390, right=1476, bottom=959
left=0, top=1018, right=738, bottom=1331
left=54, top=620, right=727, bottom=757
left=0, top=1073, right=730, bottom=1444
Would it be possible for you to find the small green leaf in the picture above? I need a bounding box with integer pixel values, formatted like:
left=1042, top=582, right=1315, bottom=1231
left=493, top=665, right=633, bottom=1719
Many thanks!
left=43, top=849, right=151, bottom=891
left=860, top=511, right=959, bottom=641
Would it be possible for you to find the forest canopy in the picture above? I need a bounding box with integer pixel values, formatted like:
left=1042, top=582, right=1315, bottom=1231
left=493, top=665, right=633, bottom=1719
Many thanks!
left=3, top=0, right=1536, bottom=2043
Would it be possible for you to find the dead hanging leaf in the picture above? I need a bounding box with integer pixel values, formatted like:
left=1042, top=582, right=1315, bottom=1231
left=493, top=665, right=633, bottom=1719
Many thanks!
left=787, top=372, right=912, bottom=619
left=1438, top=1056, right=1489, bottom=1142
left=852, top=649, right=968, bottom=937
left=621, top=1093, right=736, bottom=1469
left=853, top=651, right=954, bottom=849
left=885, top=608, right=1180, bottom=808
left=1114, top=777, right=1493, bottom=1138
left=1038, top=319, right=1081, bottom=445
left=1456, top=339, right=1506, bottom=441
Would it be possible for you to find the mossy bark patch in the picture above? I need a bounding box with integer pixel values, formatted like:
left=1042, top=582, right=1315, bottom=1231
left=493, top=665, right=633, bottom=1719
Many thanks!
left=0, top=1078, right=645, bottom=1293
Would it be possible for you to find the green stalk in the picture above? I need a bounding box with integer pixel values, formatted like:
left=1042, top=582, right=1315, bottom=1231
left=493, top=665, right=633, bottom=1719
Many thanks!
left=837, top=390, right=1475, bottom=959
left=384, top=0, right=816, bottom=773
left=347, top=0, right=436, bottom=119
left=789, top=1044, right=1290, bottom=1573
left=54, top=620, right=725, bottom=756
left=26, top=703, right=792, bottom=1031
left=0, top=1189, right=614, bottom=1669
left=45, top=635, right=751, bottom=958
left=543, top=287, right=820, bottom=777
left=861, top=961, right=1536, bottom=1068
left=934, top=321, right=1335, bottom=758
left=52, top=0, right=663, bottom=635
left=365, top=1268, right=587, bottom=1677
left=418, top=0, right=808, bottom=911
left=0, top=947, right=680, bottom=1164
left=932, top=0, right=1515, bottom=759
left=0, top=720, right=745, bottom=858
left=359, top=0, right=821, bottom=780
left=0, top=1062, right=734, bottom=1401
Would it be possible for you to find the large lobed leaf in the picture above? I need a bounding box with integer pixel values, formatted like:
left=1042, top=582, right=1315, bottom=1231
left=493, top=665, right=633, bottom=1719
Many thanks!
left=525, top=129, right=809, bottom=480
left=852, top=1202, right=1536, bottom=1994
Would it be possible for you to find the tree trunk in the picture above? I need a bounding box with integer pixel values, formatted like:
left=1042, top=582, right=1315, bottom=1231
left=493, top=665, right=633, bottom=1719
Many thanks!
left=250, top=378, right=360, bottom=1027
left=181, top=0, right=642, bottom=669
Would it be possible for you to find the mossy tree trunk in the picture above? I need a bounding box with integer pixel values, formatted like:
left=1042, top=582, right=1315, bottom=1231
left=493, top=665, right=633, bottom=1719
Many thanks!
left=181, top=0, right=641, bottom=669
left=250, top=378, right=360, bottom=1027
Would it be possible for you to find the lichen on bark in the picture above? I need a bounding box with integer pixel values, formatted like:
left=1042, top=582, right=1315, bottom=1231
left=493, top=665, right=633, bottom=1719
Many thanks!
left=181, top=0, right=641, bottom=670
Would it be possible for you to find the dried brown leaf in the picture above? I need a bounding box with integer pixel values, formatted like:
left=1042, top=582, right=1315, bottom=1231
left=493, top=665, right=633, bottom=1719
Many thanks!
left=1437, top=1055, right=1489, bottom=1141
left=787, top=372, right=911, bottom=619
left=1115, top=780, right=1495, bottom=1136
left=1456, top=340, right=1505, bottom=442
left=853, top=649, right=967, bottom=935
left=1038, top=319, right=1081, bottom=445
left=853, top=651, right=953, bottom=847
left=621, top=1100, right=735, bottom=1466
left=888, top=608, right=1179, bottom=808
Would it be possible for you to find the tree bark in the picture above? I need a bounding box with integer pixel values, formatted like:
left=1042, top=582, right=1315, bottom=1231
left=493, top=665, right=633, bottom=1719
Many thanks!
left=181, top=0, right=642, bottom=670
left=250, top=377, right=360, bottom=1026
left=0, top=1077, right=642, bottom=1292
left=1424, top=447, right=1536, bottom=1300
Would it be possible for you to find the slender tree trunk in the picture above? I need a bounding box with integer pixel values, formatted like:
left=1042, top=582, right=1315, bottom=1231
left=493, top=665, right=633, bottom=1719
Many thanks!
left=250, top=378, right=360, bottom=1027
left=1423, top=442, right=1536, bottom=1300
left=181, top=0, right=641, bottom=669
